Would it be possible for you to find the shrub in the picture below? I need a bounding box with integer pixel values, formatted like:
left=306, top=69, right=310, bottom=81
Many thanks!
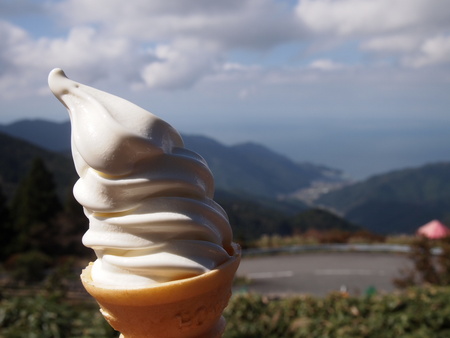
left=394, top=236, right=450, bottom=288
left=0, top=292, right=115, bottom=337
left=224, top=286, right=450, bottom=337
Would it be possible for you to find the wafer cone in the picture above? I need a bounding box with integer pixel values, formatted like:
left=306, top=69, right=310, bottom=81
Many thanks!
left=81, top=245, right=241, bottom=338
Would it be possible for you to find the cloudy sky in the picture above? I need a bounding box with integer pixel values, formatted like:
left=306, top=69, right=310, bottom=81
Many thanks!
left=1, top=0, right=450, bottom=179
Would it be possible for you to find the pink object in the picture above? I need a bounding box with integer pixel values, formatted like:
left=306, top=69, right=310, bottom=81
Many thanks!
left=417, top=220, right=450, bottom=239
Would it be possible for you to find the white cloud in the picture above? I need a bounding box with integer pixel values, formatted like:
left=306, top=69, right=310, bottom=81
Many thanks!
left=295, top=0, right=439, bottom=37
left=308, top=59, right=344, bottom=71
left=0, top=20, right=28, bottom=43
left=17, top=27, right=130, bottom=72
left=0, top=21, right=136, bottom=98
left=361, top=35, right=420, bottom=53
left=0, top=21, right=35, bottom=97
left=404, top=35, right=450, bottom=68
left=295, top=0, right=450, bottom=69
left=362, top=33, right=450, bottom=68
left=53, top=0, right=300, bottom=49
left=43, top=0, right=301, bottom=91
left=141, top=39, right=221, bottom=90
left=0, top=0, right=449, bottom=101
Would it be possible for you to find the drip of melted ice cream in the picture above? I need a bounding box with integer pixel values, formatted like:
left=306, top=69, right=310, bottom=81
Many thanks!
left=48, top=68, right=233, bottom=288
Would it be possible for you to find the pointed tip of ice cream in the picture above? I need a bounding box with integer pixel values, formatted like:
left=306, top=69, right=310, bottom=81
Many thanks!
left=49, top=67, right=65, bottom=78
left=48, top=68, right=77, bottom=100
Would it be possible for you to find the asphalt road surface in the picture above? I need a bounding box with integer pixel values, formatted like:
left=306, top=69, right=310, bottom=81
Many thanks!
left=236, top=252, right=412, bottom=296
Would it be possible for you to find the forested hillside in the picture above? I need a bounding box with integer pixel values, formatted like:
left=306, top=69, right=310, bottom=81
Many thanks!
left=184, top=137, right=341, bottom=197
left=317, top=162, right=450, bottom=234
left=0, top=132, right=76, bottom=199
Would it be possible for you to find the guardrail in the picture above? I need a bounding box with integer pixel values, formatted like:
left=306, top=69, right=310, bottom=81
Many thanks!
left=243, top=243, right=443, bottom=256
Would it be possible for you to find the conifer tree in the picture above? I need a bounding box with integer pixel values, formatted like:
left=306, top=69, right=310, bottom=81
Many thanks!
left=0, top=183, right=12, bottom=259
left=10, top=157, right=62, bottom=254
left=55, top=188, right=90, bottom=256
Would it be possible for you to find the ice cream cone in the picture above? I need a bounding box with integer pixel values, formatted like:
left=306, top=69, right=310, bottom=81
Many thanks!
left=81, top=245, right=241, bottom=338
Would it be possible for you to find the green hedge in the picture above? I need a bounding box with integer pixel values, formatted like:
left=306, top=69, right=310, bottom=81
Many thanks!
left=0, top=292, right=115, bottom=337
left=224, top=287, right=450, bottom=337
left=2, top=286, right=450, bottom=337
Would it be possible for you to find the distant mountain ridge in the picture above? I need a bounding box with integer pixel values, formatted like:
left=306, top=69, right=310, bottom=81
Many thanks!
left=0, top=119, right=71, bottom=152
left=0, top=119, right=346, bottom=198
left=316, top=162, right=450, bottom=234
left=184, top=136, right=343, bottom=197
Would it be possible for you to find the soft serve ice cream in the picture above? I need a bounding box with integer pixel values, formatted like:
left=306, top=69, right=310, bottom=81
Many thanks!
left=48, top=68, right=235, bottom=288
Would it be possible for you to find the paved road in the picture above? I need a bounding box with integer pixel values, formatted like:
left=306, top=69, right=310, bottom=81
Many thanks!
left=236, top=252, right=412, bottom=296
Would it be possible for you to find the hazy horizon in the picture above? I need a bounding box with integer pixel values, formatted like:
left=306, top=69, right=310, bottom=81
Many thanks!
left=2, top=115, right=449, bottom=181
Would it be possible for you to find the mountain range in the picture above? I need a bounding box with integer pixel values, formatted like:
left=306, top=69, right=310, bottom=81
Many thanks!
left=2, top=118, right=450, bottom=235
left=0, top=119, right=355, bottom=242
left=0, top=119, right=346, bottom=198
left=0, top=119, right=71, bottom=153
left=316, top=163, right=450, bottom=234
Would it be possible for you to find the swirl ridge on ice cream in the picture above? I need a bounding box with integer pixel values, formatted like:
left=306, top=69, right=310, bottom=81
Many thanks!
left=48, top=68, right=234, bottom=288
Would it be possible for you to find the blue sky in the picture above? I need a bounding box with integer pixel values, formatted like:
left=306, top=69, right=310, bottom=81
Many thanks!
left=1, top=0, right=449, bottom=179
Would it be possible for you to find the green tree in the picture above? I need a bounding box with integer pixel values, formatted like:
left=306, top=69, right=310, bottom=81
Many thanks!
left=0, top=183, right=12, bottom=259
left=9, top=157, right=62, bottom=254
left=54, top=188, right=91, bottom=257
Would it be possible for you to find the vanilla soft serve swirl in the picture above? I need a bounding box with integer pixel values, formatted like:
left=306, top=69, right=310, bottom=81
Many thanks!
left=48, top=69, right=234, bottom=288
